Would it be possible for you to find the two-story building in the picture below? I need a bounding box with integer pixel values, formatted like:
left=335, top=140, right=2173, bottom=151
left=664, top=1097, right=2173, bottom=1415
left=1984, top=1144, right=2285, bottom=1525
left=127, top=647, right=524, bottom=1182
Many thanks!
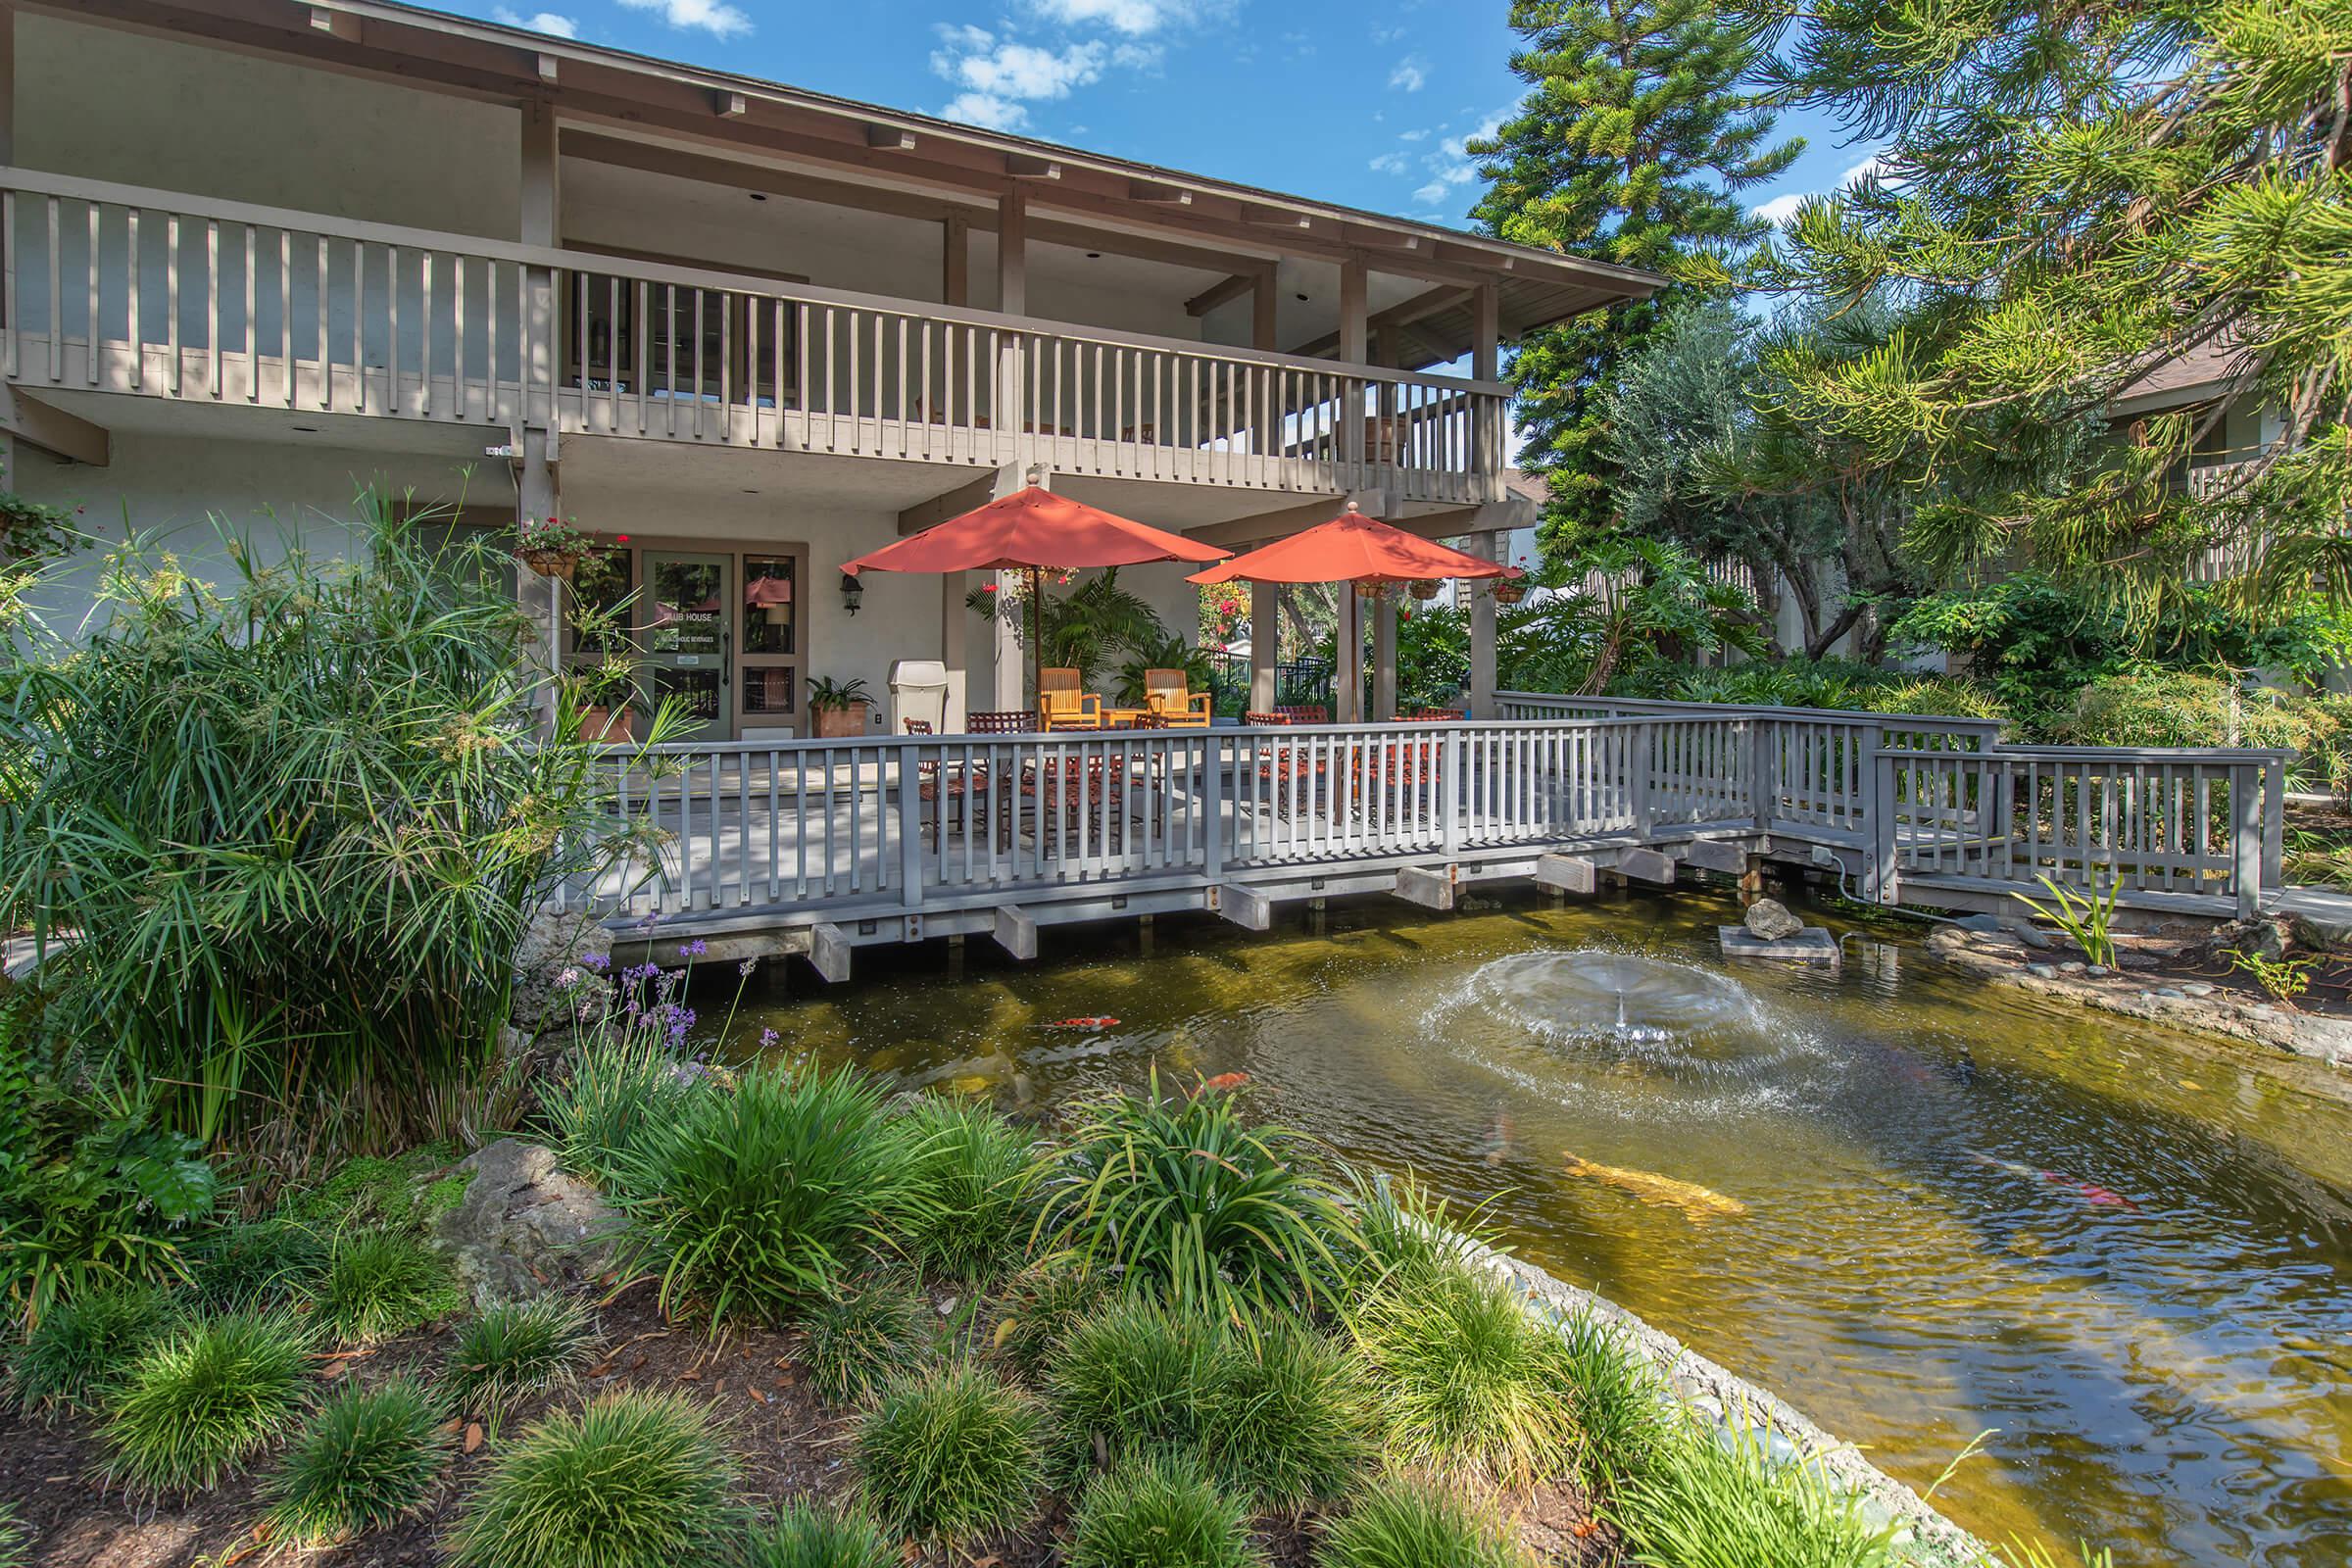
left=0, top=0, right=1656, bottom=735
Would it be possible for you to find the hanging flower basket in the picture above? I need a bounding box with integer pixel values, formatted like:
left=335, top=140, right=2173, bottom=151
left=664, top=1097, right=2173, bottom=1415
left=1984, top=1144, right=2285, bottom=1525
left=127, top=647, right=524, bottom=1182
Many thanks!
left=1353, top=580, right=1387, bottom=601
left=510, top=514, right=596, bottom=581
left=1409, top=578, right=1443, bottom=602
left=516, top=546, right=582, bottom=581
left=1492, top=577, right=1527, bottom=606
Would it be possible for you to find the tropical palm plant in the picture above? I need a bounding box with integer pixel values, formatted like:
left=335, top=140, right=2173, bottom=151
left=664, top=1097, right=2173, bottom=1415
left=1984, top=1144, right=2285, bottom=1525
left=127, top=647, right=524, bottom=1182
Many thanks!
left=969, top=567, right=1169, bottom=687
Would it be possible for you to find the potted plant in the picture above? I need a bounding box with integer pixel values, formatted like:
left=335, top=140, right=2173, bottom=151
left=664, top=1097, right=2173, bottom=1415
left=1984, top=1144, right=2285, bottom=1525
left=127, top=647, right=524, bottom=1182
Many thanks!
left=511, top=514, right=595, bottom=580
left=569, top=653, right=639, bottom=744
left=1492, top=575, right=1526, bottom=606
left=1409, top=578, right=1443, bottom=602
left=808, top=675, right=874, bottom=739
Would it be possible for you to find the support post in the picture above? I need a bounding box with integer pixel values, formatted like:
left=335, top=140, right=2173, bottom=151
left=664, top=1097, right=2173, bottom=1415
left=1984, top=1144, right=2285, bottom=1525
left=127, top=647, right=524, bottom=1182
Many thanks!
left=1472, top=282, right=1501, bottom=496
left=995, top=571, right=1021, bottom=712
left=997, top=189, right=1027, bottom=317
left=1338, top=256, right=1368, bottom=468
left=1866, top=742, right=1899, bottom=905
left=0, top=4, right=16, bottom=168
left=1250, top=579, right=1277, bottom=713
left=942, top=213, right=969, bottom=308
left=1467, top=534, right=1497, bottom=719
left=941, top=569, right=968, bottom=731
left=2235, top=761, right=2268, bottom=919
left=1252, top=274, right=1281, bottom=456
left=1335, top=583, right=1362, bottom=724
left=516, top=99, right=563, bottom=726
left=1371, top=590, right=1397, bottom=721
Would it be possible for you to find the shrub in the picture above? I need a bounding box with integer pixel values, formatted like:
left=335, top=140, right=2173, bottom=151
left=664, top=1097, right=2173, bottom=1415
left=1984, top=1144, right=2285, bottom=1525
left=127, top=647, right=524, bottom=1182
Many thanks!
left=1343, top=1169, right=1495, bottom=1296
left=0, top=1499, right=27, bottom=1568
left=1555, top=1313, right=1671, bottom=1499
left=854, top=1360, right=1044, bottom=1543
left=1046, top=1299, right=1373, bottom=1506
left=446, top=1297, right=600, bottom=1421
left=449, top=1390, right=739, bottom=1568
left=988, top=1251, right=1103, bottom=1373
left=1611, top=1416, right=1901, bottom=1568
left=1033, top=1071, right=1355, bottom=1319
left=1317, top=1478, right=1516, bottom=1568
left=1068, top=1455, right=1259, bottom=1568
left=191, top=1219, right=329, bottom=1311
left=738, top=1502, right=899, bottom=1568
left=318, top=1231, right=461, bottom=1345
left=264, top=1377, right=449, bottom=1545
left=894, top=1098, right=1036, bottom=1280
left=11, top=1283, right=173, bottom=1412
left=543, top=1034, right=713, bottom=1186
left=1349, top=1264, right=1583, bottom=1485
left=2056, top=670, right=2324, bottom=754
left=606, top=1059, right=918, bottom=1327
left=101, top=1310, right=312, bottom=1496
left=803, top=1274, right=931, bottom=1404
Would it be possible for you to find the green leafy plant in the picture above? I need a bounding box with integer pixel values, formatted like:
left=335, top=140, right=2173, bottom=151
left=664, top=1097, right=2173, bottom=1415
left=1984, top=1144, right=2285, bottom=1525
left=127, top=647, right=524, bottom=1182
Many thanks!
left=449, top=1390, right=740, bottom=1568
left=806, top=676, right=874, bottom=713
left=987, top=1251, right=1103, bottom=1374
left=511, top=513, right=596, bottom=561
left=542, top=1033, right=714, bottom=1188
left=1113, top=634, right=1216, bottom=710
left=1348, top=1263, right=1584, bottom=1486
left=969, top=566, right=1169, bottom=687
left=100, top=1309, right=313, bottom=1496
left=803, top=1273, right=932, bottom=1403
left=1343, top=1168, right=1499, bottom=1297
left=853, top=1360, right=1044, bottom=1543
left=2283, top=828, right=2352, bottom=891
left=446, top=1297, right=601, bottom=1422
left=894, top=1097, right=1037, bottom=1281
left=1033, top=1070, right=1356, bottom=1321
left=1555, top=1312, right=1672, bottom=1500
left=318, top=1231, right=462, bottom=1345
left=2227, top=949, right=2320, bottom=1007
left=1610, top=1412, right=1901, bottom=1568
left=739, top=1503, right=900, bottom=1568
left=10, top=1283, right=174, bottom=1412
left=0, top=1498, right=28, bottom=1568
left=1316, top=1476, right=1518, bottom=1568
left=191, top=1219, right=329, bottom=1311
left=2016, top=874, right=2121, bottom=968
left=605, top=1059, right=919, bottom=1327
left=264, top=1377, right=450, bottom=1546
left=1068, top=1454, right=1260, bottom=1568
left=1045, top=1299, right=1373, bottom=1507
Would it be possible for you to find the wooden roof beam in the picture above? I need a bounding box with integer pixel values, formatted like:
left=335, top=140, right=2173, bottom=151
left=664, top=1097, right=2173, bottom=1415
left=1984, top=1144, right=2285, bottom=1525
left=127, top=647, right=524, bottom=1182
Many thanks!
left=865, top=122, right=916, bottom=151
left=1184, top=268, right=1272, bottom=318
left=1006, top=152, right=1062, bottom=180
left=1129, top=178, right=1192, bottom=206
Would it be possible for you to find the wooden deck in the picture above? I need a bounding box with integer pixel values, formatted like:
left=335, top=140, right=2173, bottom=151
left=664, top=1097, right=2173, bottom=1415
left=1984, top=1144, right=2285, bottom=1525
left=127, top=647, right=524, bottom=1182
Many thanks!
left=561, top=707, right=2290, bottom=967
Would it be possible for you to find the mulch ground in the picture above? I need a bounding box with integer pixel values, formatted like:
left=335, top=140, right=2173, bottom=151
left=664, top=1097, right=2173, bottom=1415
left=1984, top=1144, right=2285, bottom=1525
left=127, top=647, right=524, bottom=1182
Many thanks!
left=0, top=1278, right=1624, bottom=1568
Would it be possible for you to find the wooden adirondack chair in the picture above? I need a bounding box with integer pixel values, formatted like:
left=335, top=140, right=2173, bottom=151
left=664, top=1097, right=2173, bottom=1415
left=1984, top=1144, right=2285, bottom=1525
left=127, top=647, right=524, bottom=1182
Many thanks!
left=1144, top=667, right=1212, bottom=728
left=1038, top=666, right=1102, bottom=730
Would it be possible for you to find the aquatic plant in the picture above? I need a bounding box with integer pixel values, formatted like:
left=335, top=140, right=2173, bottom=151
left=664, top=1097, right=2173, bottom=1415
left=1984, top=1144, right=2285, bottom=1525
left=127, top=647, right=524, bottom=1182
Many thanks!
left=892, top=1097, right=1039, bottom=1281
left=101, top=1309, right=313, bottom=1496
left=0, top=1499, right=28, bottom=1568
left=605, top=1058, right=921, bottom=1327
left=448, top=1390, right=740, bottom=1568
left=853, top=1360, right=1045, bottom=1543
left=2016, top=874, right=2119, bottom=967
left=1316, top=1476, right=1518, bottom=1568
left=1348, top=1263, right=1584, bottom=1485
left=803, top=1272, right=932, bottom=1403
left=1033, top=1069, right=1356, bottom=1320
left=739, top=1502, right=900, bottom=1568
left=1609, top=1415, right=1901, bottom=1568
left=10, top=1283, right=174, bottom=1412
left=1068, top=1454, right=1260, bottom=1568
left=317, top=1230, right=461, bottom=1345
left=264, top=1378, right=449, bottom=1545
left=445, top=1297, right=601, bottom=1422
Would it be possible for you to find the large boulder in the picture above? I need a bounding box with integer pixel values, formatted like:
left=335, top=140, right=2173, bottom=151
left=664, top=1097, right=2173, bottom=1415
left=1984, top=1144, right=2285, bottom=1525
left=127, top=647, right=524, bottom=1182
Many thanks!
left=1742, top=898, right=1805, bottom=941
left=510, top=903, right=612, bottom=1033
left=431, top=1139, right=625, bottom=1303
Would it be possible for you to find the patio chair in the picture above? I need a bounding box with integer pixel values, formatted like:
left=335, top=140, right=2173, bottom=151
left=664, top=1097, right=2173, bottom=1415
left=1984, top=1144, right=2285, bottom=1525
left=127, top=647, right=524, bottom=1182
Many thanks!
left=1243, top=710, right=1293, bottom=726
left=1144, top=667, right=1212, bottom=729
left=1039, top=667, right=1103, bottom=731
left=1397, top=706, right=1467, bottom=722
left=968, top=710, right=1038, bottom=733
left=902, top=719, right=988, bottom=850
left=1274, top=704, right=1329, bottom=725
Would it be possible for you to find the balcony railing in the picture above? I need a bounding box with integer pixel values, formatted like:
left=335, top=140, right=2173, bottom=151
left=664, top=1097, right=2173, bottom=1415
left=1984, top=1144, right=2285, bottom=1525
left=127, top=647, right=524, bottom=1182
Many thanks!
left=0, top=168, right=1509, bottom=505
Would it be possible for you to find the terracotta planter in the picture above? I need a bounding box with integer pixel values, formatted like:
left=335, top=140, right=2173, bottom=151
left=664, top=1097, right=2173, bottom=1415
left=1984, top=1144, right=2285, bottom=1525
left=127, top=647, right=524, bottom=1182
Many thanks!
left=812, top=700, right=870, bottom=739
left=1492, top=578, right=1526, bottom=606
left=581, top=705, right=635, bottom=744
left=516, top=547, right=581, bottom=581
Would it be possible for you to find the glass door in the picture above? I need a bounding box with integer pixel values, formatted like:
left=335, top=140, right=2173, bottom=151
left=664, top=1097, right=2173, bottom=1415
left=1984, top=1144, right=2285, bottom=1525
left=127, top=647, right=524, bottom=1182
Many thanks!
left=641, top=551, right=731, bottom=741
left=738, top=553, right=800, bottom=734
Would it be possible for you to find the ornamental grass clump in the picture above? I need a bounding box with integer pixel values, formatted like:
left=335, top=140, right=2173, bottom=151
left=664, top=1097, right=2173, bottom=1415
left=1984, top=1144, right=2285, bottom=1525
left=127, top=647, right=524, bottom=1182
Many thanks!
left=10, top=1283, right=174, bottom=1412
left=1045, top=1299, right=1373, bottom=1507
left=190, top=1219, right=329, bottom=1312
left=101, top=1309, right=312, bottom=1496
left=445, top=1297, right=600, bottom=1422
left=1067, top=1454, right=1260, bottom=1568
left=853, top=1360, right=1044, bottom=1543
left=802, top=1274, right=931, bottom=1403
left=739, top=1502, right=899, bottom=1568
left=1555, top=1312, right=1671, bottom=1499
left=1349, top=1263, right=1583, bottom=1486
left=1610, top=1414, right=1901, bottom=1568
left=543, top=1033, right=713, bottom=1187
left=1033, top=1070, right=1355, bottom=1320
left=606, top=1059, right=919, bottom=1327
left=894, top=1098, right=1038, bottom=1281
left=448, top=1390, right=739, bottom=1568
left=988, top=1251, right=1103, bottom=1374
left=263, top=1377, right=450, bottom=1546
left=1316, top=1477, right=1518, bottom=1568
left=318, top=1231, right=461, bottom=1345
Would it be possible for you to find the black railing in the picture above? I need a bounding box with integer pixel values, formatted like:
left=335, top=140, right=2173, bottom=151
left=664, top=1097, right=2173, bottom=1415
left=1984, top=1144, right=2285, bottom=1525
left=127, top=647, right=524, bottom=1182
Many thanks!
left=1203, top=652, right=1336, bottom=716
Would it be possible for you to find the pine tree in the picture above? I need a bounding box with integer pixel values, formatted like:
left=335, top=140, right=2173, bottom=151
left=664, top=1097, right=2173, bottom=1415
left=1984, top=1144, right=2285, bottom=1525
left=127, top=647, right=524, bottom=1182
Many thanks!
left=1740, top=0, right=2352, bottom=626
left=1469, top=0, right=1800, bottom=561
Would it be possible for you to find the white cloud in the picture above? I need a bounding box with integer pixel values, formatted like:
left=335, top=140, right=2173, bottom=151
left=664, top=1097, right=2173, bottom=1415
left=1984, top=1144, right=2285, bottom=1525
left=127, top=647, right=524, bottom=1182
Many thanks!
left=940, top=91, right=1032, bottom=130
left=1412, top=180, right=1451, bottom=206
left=493, top=8, right=577, bottom=36
left=1752, top=192, right=1806, bottom=226
left=932, top=27, right=1111, bottom=105
left=1023, top=0, right=1213, bottom=33
left=1399, top=128, right=1429, bottom=142
left=1389, top=56, right=1427, bottom=92
left=615, top=0, right=750, bottom=38
left=1839, top=153, right=1885, bottom=188
left=1369, top=151, right=1411, bottom=174
left=1750, top=148, right=1889, bottom=227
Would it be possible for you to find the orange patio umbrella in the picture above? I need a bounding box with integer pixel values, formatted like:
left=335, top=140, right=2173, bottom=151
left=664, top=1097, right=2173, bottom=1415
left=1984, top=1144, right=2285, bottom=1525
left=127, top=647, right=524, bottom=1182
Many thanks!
left=1186, top=502, right=1523, bottom=588
left=841, top=485, right=1230, bottom=705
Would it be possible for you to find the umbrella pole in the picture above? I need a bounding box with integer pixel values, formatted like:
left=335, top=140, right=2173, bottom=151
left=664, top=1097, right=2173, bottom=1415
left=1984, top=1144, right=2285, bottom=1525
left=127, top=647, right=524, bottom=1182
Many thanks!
left=1026, top=565, right=1043, bottom=715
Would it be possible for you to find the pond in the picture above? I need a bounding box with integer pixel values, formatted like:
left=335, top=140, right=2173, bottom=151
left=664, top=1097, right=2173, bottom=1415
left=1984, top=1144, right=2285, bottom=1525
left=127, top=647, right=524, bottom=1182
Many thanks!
left=721, top=885, right=2352, bottom=1568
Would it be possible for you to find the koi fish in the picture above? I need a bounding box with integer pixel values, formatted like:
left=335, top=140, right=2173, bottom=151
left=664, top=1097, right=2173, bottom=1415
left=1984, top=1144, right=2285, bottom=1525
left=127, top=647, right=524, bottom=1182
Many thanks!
left=1562, top=1154, right=1747, bottom=1221
left=1047, top=1017, right=1120, bottom=1031
left=1966, top=1151, right=2141, bottom=1212
left=1480, top=1108, right=1515, bottom=1167
left=1200, top=1071, right=1250, bottom=1092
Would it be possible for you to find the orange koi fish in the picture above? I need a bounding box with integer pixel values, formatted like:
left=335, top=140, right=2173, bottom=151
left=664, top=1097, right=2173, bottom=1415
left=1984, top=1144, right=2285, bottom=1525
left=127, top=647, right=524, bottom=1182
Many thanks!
left=1047, top=1016, right=1120, bottom=1031
left=1200, top=1071, right=1250, bottom=1091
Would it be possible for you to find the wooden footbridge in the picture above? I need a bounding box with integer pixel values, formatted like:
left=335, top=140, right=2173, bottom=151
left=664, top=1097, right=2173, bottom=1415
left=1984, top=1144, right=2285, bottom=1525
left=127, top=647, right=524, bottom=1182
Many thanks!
left=563, top=694, right=2289, bottom=974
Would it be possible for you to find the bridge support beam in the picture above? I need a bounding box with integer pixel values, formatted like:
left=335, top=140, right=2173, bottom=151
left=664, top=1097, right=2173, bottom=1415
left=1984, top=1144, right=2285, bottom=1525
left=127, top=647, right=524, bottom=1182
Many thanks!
left=1535, top=853, right=1598, bottom=896
left=1395, top=865, right=1455, bottom=910
left=808, top=923, right=853, bottom=984
left=1679, top=839, right=1752, bottom=876
left=1218, top=882, right=1274, bottom=931
left=1619, top=848, right=1677, bottom=885
left=994, top=904, right=1039, bottom=960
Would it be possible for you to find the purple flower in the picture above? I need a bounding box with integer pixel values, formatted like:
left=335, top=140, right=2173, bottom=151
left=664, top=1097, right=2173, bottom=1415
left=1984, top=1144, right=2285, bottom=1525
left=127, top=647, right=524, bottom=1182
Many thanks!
left=684, top=939, right=709, bottom=957
left=578, top=951, right=612, bottom=973
left=759, top=1027, right=780, bottom=1049
left=737, top=957, right=758, bottom=977
left=637, top=912, right=662, bottom=932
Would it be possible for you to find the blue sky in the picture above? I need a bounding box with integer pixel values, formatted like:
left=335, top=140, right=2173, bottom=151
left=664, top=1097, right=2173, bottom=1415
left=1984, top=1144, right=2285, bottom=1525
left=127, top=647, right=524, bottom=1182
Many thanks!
left=470, top=0, right=1877, bottom=234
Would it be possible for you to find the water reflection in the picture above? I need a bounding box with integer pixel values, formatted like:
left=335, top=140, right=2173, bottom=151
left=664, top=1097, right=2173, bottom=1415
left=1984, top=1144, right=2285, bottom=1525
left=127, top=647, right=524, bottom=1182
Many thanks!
left=716, top=887, right=2352, bottom=1568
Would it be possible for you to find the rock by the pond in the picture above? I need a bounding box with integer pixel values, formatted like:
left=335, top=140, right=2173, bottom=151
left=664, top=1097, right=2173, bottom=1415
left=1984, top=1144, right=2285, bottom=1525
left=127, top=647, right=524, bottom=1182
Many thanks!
left=2181, top=982, right=2217, bottom=997
left=2059, top=960, right=2086, bottom=976
left=1743, top=898, right=1805, bottom=941
left=2085, top=963, right=2113, bottom=978
left=510, top=902, right=612, bottom=1033
left=1954, top=913, right=2002, bottom=933
left=2009, top=921, right=2054, bottom=951
left=2028, top=963, right=2060, bottom=980
left=2154, top=987, right=2186, bottom=999
left=432, top=1139, right=624, bottom=1302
